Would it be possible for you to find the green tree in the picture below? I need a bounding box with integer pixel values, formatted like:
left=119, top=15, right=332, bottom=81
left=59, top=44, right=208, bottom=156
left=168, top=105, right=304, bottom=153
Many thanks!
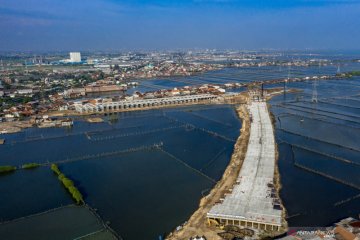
left=50, top=164, right=60, bottom=175
left=61, top=178, right=74, bottom=188
left=0, top=165, right=17, bottom=173
left=22, top=163, right=40, bottom=169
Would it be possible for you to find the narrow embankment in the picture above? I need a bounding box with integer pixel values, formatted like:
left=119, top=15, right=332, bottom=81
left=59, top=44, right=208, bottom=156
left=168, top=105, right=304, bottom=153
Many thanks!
left=167, top=104, right=251, bottom=240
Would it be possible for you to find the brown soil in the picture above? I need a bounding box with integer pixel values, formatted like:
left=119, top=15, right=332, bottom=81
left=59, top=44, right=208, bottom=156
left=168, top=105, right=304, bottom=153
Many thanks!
left=85, top=117, right=104, bottom=123
left=0, top=121, right=33, bottom=134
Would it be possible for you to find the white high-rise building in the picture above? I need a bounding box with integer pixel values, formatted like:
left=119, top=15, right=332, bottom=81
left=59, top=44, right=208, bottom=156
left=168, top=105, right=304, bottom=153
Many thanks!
left=69, top=52, right=81, bottom=62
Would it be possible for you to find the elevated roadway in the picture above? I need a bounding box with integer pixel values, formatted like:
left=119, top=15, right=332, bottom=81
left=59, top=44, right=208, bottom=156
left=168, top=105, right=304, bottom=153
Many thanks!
left=74, top=94, right=218, bottom=113
left=207, top=101, right=283, bottom=231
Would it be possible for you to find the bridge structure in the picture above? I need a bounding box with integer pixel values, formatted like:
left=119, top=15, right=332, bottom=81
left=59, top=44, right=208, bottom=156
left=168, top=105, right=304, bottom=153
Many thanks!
left=207, top=101, right=283, bottom=232
left=74, top=94, right=218, bottom=113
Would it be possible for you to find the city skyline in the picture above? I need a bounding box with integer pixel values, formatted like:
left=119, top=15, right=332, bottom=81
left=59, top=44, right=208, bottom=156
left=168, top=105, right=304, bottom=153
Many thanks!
left=1, top=0, right=360, bottom=51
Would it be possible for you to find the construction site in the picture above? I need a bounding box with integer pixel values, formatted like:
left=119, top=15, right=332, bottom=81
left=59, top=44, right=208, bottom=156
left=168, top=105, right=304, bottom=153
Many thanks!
left=167, top=90, right=287, bottom=240
left=207, top=101, right=283, bottom=231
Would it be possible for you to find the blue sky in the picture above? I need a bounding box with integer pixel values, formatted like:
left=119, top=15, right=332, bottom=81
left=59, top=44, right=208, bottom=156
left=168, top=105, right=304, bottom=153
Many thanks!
left=0, top=0, right=359, bottom=51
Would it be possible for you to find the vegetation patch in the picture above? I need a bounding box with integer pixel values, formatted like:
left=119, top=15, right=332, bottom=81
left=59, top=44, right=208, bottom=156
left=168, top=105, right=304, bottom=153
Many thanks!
left=22, top=163, right=41, bottom=169
left=0, top=165, right=17, bottom=174
left=349, top=71, right=360, bottom=76
left=337, top=71, right=360, bottom=78
left=50, top=164, right=84, bottom=205
left=51, top=163, right=61, bottom=175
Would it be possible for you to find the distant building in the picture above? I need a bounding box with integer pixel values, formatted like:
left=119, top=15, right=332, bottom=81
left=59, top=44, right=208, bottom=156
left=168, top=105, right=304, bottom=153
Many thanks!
left=59, top=52, right=82, bottom=64
left=70, top=52, right=81, bottom=62
left=17, top=89, right=33, bottom=95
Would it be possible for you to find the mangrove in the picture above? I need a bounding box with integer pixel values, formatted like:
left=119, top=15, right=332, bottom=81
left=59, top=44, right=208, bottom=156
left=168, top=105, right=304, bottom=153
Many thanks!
left=50, top=164, right=84, bottom=205
left=0, top=165, right=17, bottom=174
left=22, top=163, right=40, bottom=169
left=50, top=163, right=61, bottom=175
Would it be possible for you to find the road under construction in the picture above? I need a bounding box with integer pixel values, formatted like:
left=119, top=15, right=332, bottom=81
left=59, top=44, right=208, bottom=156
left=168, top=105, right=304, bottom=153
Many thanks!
left=167, top=91, right=287, bottom=240
left=207, top=101, right=283, bottom=231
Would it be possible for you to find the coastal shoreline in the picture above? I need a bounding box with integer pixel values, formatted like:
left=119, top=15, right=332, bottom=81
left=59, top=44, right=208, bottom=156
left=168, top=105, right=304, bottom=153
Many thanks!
left=0, top=98, right=229, bottom=135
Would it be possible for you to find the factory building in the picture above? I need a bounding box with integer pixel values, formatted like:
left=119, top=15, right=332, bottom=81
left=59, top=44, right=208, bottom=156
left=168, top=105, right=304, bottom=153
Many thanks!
left=70, top=52, right=81, bottom=63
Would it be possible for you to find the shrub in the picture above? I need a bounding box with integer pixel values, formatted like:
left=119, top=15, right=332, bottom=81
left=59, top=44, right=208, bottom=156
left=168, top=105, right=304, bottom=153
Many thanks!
left=0, top=166, right=17, bottom=173
left=58, top=173, right=65, bottom=181
left=68, top=186, right=84, bottom=204
left=50, top=165, right=84, bottom=205
left=61, top=178, right=74, bottom=188
left=22, top=163, right=40, bottom=169
left=50, top=164, right=61, bottom=175
left=350, top=71, right=360, bottom=76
